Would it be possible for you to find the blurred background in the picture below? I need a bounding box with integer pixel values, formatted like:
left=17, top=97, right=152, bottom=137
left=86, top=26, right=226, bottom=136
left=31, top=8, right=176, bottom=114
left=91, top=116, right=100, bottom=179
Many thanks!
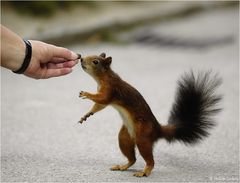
left=1, top=1, right=239, bottom=182
left=1, top=1, right=238, bottom=46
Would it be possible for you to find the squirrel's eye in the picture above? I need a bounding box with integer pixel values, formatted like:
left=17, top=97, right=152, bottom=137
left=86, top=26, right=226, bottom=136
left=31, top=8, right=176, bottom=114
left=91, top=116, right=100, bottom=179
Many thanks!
left=92, top=60, right=99, bottom=65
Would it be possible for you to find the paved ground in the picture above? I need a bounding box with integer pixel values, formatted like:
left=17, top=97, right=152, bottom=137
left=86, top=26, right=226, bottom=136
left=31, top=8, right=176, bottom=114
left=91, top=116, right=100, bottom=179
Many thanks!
left=1, top=7, right=239, bottom=183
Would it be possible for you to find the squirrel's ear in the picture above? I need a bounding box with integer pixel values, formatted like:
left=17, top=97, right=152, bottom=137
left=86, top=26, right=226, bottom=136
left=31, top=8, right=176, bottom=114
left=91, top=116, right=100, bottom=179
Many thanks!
left=105, top=57, right=112, bottom=66
left=100, top=53, right=106, bottom=58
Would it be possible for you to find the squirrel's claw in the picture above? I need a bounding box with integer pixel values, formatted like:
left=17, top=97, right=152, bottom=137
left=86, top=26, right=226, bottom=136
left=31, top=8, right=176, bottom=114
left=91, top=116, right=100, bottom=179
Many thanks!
left=79, top=91, right=83, bottom=97
left=79, top=116, right=87, bottom=124
left=79, top=91, right=88, bottom=99
left=78, top=112, right=94, bottom=124
left=78, top=118, right=85, bottom=124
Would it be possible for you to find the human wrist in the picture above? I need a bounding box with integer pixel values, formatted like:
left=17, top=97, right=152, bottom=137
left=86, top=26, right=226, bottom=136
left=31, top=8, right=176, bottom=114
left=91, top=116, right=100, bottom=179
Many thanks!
left=13, top=39, right=32, bottom=74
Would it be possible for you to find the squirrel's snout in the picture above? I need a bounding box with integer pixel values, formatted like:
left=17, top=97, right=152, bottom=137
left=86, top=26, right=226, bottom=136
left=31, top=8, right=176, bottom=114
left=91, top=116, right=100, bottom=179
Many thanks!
left=77, top=54, right=81, bottom=59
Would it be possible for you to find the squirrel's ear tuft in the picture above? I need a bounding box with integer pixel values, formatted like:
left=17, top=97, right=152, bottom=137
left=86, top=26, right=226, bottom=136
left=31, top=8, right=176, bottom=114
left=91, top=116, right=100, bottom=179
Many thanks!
left=105, top=57, right=112, bottom=66
left=100, top=53, right=106, bottom=58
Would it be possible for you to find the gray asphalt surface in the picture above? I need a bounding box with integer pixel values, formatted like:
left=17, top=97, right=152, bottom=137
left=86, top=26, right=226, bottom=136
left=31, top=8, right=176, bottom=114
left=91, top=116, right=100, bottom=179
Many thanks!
left=1, top=8, right=239, bottom=182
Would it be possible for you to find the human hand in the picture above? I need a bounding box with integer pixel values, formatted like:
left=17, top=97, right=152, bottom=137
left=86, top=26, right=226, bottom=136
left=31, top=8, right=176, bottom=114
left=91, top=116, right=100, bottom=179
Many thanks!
left=24, top=40, right=79, bottom=79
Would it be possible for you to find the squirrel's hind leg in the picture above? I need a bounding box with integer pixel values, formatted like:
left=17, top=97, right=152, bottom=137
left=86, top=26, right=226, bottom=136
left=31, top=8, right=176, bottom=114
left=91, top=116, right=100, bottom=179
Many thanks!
left=133, top=136, right=154, bottom=177
left=110, top=125, right=136, bottom=171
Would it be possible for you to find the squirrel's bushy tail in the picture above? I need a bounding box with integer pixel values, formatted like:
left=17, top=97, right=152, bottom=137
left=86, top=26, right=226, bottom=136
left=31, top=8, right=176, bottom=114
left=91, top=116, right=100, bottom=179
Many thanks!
left=162, top=71, right=222, bottom=145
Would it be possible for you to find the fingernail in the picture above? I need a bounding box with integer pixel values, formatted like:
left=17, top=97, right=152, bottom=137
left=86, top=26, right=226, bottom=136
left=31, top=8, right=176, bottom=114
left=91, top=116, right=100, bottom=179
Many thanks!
left=71, top=51, right=78, bottom=60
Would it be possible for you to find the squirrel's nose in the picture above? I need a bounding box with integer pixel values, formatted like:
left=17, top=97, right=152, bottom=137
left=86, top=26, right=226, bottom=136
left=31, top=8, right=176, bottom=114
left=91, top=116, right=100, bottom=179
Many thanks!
left=77, top=54, right=81, bottom=60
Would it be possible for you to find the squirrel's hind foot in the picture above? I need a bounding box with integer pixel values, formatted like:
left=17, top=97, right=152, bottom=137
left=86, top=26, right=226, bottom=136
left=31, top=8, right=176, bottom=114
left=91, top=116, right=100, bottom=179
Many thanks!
left=110, top=165, right=128, bottom=171
left=110, top=160, right=135, bottom=171
left=133, top=171, right=148, bottom=177
left=133, top=165, right=153, bottom=177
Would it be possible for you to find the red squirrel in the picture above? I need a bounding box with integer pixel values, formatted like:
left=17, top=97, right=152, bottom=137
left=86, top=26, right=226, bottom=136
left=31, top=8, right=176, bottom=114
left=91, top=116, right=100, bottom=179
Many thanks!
left=78, top=53, right=222, bottom=177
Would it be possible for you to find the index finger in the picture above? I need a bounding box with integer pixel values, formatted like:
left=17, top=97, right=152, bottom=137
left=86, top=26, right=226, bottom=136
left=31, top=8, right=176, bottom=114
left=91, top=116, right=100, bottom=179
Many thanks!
left=49, top=44, right=79, bottom=61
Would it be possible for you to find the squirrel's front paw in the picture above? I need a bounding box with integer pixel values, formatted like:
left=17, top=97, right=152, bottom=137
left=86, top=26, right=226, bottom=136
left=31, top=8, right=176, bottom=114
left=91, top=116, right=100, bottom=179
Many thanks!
left=79, top=91, right=89, bottom=99
left=78, top=112, right=94, bottom=124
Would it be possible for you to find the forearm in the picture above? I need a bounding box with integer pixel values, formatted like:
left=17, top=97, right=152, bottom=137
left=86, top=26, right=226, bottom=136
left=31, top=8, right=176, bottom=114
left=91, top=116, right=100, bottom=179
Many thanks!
left=1, top=25, right=26, bottom=71
left=79, top=91, right=111, bottom=104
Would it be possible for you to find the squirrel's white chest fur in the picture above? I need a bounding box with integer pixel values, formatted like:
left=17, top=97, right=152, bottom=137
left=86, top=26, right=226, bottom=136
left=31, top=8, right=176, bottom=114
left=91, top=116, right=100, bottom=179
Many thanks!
left=112, top=104, right=135, bottom=138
